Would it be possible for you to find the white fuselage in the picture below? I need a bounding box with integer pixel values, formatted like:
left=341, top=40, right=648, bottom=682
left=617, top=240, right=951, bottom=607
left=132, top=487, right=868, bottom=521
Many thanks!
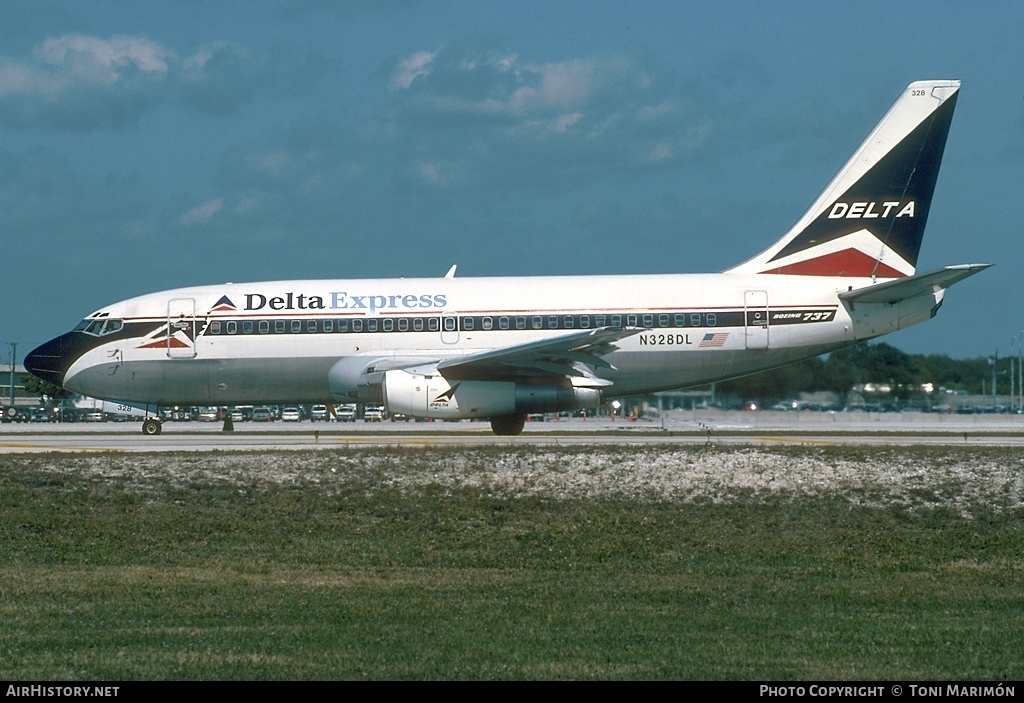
left=54, top=271, right=940, bottom=410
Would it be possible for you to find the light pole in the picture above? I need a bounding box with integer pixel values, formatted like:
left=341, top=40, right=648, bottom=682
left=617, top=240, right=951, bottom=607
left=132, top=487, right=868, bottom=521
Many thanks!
left=1011, top=336, right=1017, bottom=412
left=7, top=342, right=15, bottom=408
left=989, top=352, right=997, bottom=399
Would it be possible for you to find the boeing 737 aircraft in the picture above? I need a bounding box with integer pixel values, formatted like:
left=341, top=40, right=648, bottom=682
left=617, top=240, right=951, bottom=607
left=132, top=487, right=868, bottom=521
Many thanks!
left=26, top=80, right=988, bottom=435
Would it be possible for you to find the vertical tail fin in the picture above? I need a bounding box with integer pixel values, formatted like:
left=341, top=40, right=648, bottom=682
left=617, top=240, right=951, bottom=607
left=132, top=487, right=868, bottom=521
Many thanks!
left=728, top=80, right=959, bottom=278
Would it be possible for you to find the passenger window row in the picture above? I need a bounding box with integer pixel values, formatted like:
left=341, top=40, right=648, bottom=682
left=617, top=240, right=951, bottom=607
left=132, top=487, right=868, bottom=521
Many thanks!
left=204, top=311, right=740, bottom=336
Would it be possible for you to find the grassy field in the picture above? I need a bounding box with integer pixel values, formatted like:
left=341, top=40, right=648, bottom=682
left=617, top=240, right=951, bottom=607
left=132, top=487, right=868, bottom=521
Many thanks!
left=1, top=444, right=1022, bottom=680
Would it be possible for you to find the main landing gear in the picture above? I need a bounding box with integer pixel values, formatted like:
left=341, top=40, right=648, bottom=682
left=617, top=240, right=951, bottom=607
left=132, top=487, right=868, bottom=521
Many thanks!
left=142, top=418, right=163, bottom=436
left=490, top=413, right=526, bottom=436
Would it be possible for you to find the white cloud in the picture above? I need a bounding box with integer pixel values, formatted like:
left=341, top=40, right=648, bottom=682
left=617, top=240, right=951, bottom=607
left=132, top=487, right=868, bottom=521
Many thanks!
left=384, top=42, right=708, bottom=180
left=391, top=50, right=436, bottom=90
left=0, top=35, right=173, bottom=99
left=508, top=58, right=597, bottom=114
left=179, top=197, right=224, bottom=226
left=389, top=48, right=644, bottom=122
left=38, top=34, right=172, bottom=83
left=0, top=34, right=265, bottom=128
left=415, top=160, right=463, bottom=188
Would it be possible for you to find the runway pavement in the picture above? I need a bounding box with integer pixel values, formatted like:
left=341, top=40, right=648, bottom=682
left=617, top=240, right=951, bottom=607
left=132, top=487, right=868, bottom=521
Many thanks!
left=3, top=411, right=1024, bottom=452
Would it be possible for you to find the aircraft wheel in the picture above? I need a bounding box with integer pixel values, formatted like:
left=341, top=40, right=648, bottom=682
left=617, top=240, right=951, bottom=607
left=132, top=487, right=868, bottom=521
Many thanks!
left=142, top=419, right=162, bottom=436
left=490, top=414, right=526, bottom=436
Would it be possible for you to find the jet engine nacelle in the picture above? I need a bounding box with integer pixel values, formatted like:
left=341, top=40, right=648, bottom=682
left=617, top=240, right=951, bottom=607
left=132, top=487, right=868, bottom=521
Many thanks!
left=328, top=355, right=440, bottom=404
left=381, top=369, right=601, bottom=419
left=328, top=356, right=387, bottom=403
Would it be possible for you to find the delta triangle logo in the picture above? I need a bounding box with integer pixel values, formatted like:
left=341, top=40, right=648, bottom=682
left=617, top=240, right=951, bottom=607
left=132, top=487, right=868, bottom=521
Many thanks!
left=137, top=326, right=192, bottom=349
left=431, top=383, right=461, bottom=407
left=210, top=295, right=237, bottom=312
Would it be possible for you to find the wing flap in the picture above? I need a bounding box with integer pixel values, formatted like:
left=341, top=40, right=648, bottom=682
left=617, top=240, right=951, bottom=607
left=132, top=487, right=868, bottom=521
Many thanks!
left=435, top=326, right=640, bottom=382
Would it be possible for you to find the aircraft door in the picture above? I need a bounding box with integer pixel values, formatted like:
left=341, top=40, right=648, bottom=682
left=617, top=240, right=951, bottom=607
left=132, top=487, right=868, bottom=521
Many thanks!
left=440, top=314, right=460, bottom=345
left=744, top=290, right=769, bottom=350
left=166, top=298, right=198, bottom=358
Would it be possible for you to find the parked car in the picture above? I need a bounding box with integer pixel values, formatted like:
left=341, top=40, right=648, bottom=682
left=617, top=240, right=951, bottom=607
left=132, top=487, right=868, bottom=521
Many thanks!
left=363, top=404, right=387, bottom=422
left=252, top=407, right=273, bottom=422
left=1, top=406, right=28, bottom=423
left=336, top=404, right=357, bottom=422
left=281, top=406, right=301, bottom=422
left=311, top=404, right=329, bottom=421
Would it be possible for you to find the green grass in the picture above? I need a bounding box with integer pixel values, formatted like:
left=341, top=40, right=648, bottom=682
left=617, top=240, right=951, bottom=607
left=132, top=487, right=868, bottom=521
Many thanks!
left=1, top=446, right=1022, bottom=679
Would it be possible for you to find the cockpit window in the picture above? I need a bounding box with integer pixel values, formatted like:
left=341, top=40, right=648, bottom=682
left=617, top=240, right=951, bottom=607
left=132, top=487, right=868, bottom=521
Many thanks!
left=76, top=318, right=124, bottom=336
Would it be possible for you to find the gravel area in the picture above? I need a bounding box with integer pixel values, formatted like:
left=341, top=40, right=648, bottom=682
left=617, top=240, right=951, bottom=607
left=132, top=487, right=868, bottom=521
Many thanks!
left=19, top=444, right=1024, bottom=519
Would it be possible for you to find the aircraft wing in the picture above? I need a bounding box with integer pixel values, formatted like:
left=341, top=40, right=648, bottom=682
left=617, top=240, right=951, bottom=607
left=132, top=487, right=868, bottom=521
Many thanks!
left=838, top=264, right=991, bottom=305
left=435, top=326, right=641, bottom=384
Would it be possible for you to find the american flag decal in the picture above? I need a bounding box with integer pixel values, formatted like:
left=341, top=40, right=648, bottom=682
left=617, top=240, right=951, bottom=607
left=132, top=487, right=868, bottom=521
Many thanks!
left=699, top=332, right=729, bottom=348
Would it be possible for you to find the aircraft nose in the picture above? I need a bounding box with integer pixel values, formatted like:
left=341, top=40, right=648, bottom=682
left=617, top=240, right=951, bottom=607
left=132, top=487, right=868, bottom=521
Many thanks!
left=24, top=335, right=72, bottom=387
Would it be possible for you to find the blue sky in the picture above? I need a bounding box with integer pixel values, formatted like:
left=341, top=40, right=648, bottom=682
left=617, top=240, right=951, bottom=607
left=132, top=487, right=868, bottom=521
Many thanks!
left=3, top=0, right=1022, bottom=360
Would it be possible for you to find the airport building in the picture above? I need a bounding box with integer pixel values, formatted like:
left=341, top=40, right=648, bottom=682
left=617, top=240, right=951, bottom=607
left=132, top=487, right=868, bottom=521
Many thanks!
left=1, top=363, right=34, bottom=419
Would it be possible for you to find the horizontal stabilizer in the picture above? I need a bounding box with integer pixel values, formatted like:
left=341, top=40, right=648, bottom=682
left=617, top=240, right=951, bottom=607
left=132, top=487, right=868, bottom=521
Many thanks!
left=838, top=264, right=991, bottom=305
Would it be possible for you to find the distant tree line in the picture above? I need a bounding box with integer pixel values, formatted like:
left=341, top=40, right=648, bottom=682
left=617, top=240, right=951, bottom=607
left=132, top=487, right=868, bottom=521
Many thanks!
left=716, top=341, right=1004, bottom=406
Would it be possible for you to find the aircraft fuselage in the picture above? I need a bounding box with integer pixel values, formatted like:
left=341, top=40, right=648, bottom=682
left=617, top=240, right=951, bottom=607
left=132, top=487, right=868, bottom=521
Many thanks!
left=29, top=270, right=939, bottom=408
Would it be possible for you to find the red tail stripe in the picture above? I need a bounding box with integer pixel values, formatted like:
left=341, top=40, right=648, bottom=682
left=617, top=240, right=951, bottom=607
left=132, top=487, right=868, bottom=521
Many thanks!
left=758, top=249, right=906, bottom=277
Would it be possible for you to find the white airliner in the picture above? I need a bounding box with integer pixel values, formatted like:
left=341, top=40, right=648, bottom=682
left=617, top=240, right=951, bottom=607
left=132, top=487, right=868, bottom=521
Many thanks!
left=26, top=80, right=988, bottom=435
